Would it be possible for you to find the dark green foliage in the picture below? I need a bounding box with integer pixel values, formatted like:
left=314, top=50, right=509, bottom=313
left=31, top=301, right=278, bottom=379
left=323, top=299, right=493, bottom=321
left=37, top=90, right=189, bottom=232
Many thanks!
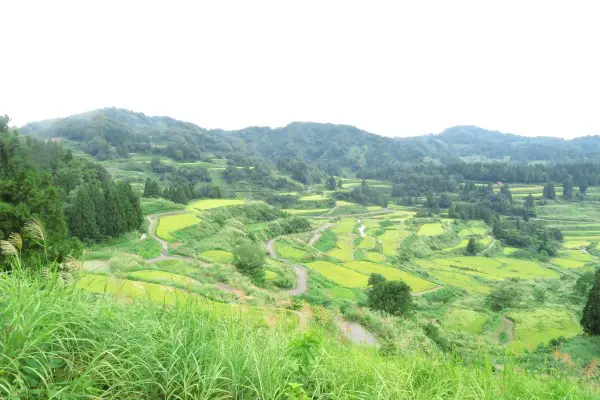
left=367, top=280, right=413, bottom=316
left=67, top=185, right=99, bottom=241
left=574, top=271, right=595, bottom=296
left=581, top=270, right=600, bottom=335
left=466, top=238, right=477, bottom=255
left=327, top=176, right=337, bottom=190
left=423, top=323, right=452, bottom=351
left=233, top=242, right=265, bottom=283
left=488, top=283, right=523, bottom=311
left=563, top=178, right=574, bottom=200
left=143, top=178, right=161, bottom=198
left=543, top=183, right=556, bottom=200
left=314, top=230, right=336, bottom=252
left=368, top=273, right=386, bottom=286
left=493, top=219, right=562, bottom=255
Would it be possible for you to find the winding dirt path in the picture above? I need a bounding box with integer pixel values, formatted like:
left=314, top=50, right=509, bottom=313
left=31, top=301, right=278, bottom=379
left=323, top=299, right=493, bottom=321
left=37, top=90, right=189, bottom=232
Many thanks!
left=337, top=318, right=379, bottom=346
left=146, top=212, right=196, bottom=264
left=491, top=316, right=514, bottom=346
left=308, top=223, right=334, bottom=246
left=287, top=266, right=308, bottom=295
left=413, top=285, right=444, bottom=296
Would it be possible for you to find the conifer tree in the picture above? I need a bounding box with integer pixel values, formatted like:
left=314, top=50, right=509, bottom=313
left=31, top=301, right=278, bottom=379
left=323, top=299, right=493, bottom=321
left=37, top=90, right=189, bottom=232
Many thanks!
left=581, top=269, right=600, bottom=335
left=68, top=185, right=98, bottom=241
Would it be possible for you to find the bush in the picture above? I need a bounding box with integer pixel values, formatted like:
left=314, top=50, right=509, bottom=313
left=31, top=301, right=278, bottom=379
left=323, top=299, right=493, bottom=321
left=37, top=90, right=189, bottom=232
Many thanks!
left=367, top=280, right=413, bottom=316
left=488, top=283, right=523, bottom=311
left=368, top=273, right=386, bottom=286
left=233, top=241, right=265, bottom=283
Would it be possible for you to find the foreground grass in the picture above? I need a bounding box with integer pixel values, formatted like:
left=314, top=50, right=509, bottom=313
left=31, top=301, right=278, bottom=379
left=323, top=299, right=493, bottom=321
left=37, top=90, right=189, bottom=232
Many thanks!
left=0, top=272, right=597, bottom=399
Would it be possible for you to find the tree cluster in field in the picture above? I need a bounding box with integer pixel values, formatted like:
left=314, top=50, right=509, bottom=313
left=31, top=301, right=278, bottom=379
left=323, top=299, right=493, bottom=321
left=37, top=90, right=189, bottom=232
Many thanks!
left=366, top=273, right=413, bottom=316
left=333, top=180, right=389, bottom=207
left=0, top=118, right=142, bottom=265
left=67, top=182, right=142, bottom=241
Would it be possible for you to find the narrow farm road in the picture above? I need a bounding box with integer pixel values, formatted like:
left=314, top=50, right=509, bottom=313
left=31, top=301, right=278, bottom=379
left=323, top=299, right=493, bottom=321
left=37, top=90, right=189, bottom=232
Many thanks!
left=266, top=237, right=278, bottom=258
left=146, top=212, right=196, bottom=264
left=287, top=266, right=308, bottom=295
left=308, top=223, right=334, bottom=246
left=413, top=285, right=443, bottom=296
left=337, top=318, right=379, bottom=346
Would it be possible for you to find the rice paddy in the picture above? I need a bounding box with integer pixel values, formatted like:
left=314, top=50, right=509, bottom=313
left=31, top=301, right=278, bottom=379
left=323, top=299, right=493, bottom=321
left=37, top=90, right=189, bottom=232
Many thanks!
left=366, top=252, right=386, bottom=263
left=186, top=198, right=246, bottom=211
left=306, top=261, right=369, bottom=288
left=507, top=309, right=582, bottom=353
left=358, top=236, right=377, bottom=249
left=275, top=242, right=307, bottom=261
left=156, top=213, right=200, bottom=241
left=342, top=260, right=436, bottom=292
left=379, top=229, right=411, bottom=256
left=128, top=270, right=202, bottom=287
left=300, top=194, right=327, bottom=201
left=443, top=308, right=489, bottom=334
left=200, top=250, right=234, bottom=263
left=417, top=223, right=445, bottom=236
left=326, top=287, right=356, bottom=300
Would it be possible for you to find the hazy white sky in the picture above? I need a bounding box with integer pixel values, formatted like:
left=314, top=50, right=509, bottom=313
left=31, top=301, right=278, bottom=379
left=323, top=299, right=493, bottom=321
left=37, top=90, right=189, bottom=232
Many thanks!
left=2, top=1, right=600, bottom=137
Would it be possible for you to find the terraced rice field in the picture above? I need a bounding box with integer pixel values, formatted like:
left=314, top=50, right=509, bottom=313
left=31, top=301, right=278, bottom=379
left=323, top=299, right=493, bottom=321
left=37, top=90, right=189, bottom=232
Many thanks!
left=326, top=287, right=356, bottom=300
left=332, top=218, right=357, bottom=233
left=444, top=240, right=469, bottom=252
left=200, top=250, right=233, bottom=263
left=306, top=261, right=369, bottom=288
left=563, top=241, right=591, bottom=249
left=186, top=198, right=246, bottom=211
left=379, top=229, right=411, bottom=256
left=366, top=252, right=386, bottom=263
left=443, top=308, right=489, bottom=334
left=358, top=236, right=377, bottom=249
left=284, top=208, right=329, bottom=215
left=342, top=260, right=436, bottom=292
left=559, top=250, right=594, bottom=262
left=300, top=194, right=327, bottom=201
left=366, top=206, right=384, bottom=212
left=507, top=309, right=581, bottom=353
left=327, top=233, right=356, bottom=262
left=413, top=256, right=559, bottom=293
left=79, top=274, right=194, bottom=305
left=156, top=213, right=200, bottom=241
left=551, top=258, right=585, bottom=268
left=128, top=270, right=201, bottom=287
left=275, top=242, right=307, bottom=261
left=417, top=223, right=445, bottom=236
left=503, top=247, right=519, bottom=255
left=265, top=270, right=278, bottom=280
left=458, top=225, right=489, bottom=237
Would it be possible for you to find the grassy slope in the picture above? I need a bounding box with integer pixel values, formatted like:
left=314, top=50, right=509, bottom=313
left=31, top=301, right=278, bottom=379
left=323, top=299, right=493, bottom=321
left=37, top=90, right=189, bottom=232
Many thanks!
left=0, top=273, right=596, bottom=399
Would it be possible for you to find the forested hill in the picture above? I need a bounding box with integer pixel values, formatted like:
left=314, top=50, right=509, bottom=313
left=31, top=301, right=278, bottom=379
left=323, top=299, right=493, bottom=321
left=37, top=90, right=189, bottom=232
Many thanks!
left=20, top=108, right=600, bottom=172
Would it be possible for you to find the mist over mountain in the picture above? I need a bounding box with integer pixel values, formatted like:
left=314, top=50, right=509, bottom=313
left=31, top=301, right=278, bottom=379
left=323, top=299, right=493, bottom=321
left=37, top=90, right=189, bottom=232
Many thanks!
left=19, top=108, right=600, bottom=173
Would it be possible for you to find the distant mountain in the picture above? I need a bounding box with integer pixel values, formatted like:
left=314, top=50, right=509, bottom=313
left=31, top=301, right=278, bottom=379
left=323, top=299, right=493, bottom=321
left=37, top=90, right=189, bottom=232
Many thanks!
left=19, top=108, right=600, bottom=174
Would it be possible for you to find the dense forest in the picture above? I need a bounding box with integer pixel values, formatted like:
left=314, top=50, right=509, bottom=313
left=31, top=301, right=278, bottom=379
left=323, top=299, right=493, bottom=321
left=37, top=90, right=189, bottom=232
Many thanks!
left=0, top=115, right=142, bottom=266
left=20, top=108, right=600, bottom=179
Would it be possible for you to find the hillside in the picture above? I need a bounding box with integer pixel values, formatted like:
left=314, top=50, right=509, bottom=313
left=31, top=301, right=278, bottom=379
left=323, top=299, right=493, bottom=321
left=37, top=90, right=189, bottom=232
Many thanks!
left=20, top=108, right=600, bottom=173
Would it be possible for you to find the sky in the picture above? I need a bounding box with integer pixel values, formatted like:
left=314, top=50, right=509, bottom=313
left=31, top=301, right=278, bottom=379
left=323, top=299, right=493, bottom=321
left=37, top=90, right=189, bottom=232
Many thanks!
left=2, top=1, right=600, bottom=138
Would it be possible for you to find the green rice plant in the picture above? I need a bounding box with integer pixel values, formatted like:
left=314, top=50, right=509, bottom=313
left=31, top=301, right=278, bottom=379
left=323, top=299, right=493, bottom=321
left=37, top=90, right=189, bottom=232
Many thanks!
left=417, top=223, right=445, bottom=236
left=503, top=247, right=519, bottom=255
left=442, top=307, right=489, bottom=334
left=156, top=213, right=200, bottom=241
left=366, top=252, right=386, bottom=263
left=325, top=287, right=356, bottom=300
left=558, top=249, right=594, bottom=262
left=314, top=229, right=337, bottom=252
left=186, top=198, right=246, bottom=211
left=358, top=236, right=376, bottom=249
left=378, top=229, right=410, bottom=256
left=332, top=218, right=356, bottom=233
left=306, top=261, right=369, bottom=288
left=275, top=241, right=307, bottom=261
left=342, top=260, right=436, bottom=292
left=299, top=194, right=327, bottom=201
left=507, top=309, right=582, bottom=353
left=200, top=250, right=233, bottom=263
left=141, top=197, right=185, bottom=215
left=284, top=208, right=329, bottom=216
left=550, top=258, right=585, bottom=269
left=329, top=204, right=369, bottom=216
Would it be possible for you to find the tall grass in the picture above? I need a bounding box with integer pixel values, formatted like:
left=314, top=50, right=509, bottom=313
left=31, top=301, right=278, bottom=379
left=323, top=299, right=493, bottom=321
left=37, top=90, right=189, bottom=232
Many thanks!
left=0, top=271, right=597, bottom=399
